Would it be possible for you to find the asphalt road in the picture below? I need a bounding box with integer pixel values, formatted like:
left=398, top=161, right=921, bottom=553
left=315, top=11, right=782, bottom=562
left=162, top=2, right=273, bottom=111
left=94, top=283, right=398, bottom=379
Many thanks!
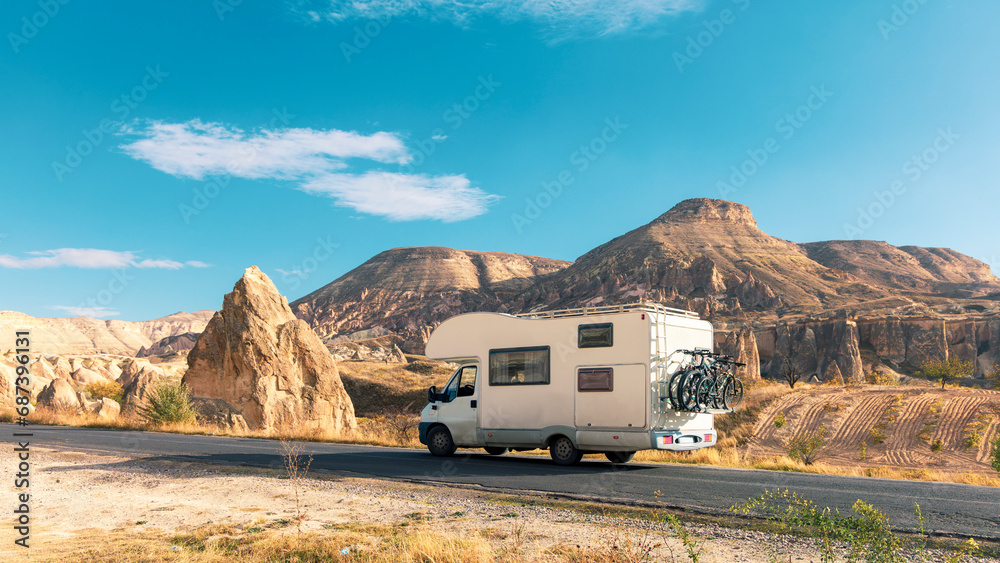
left=5, top=424, right=998, bottom=539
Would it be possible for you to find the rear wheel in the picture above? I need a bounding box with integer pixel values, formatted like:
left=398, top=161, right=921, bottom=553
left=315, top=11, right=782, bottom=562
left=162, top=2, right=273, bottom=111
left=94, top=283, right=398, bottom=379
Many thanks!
left=723, top=378, right=744, bottom=410
left=427, top=426, right=456, bottom=457
left=484, top=446, right=508, bottom=455
left=549, top=436, right=583, bottom=466
left=605, top=451, right=635, bottom=464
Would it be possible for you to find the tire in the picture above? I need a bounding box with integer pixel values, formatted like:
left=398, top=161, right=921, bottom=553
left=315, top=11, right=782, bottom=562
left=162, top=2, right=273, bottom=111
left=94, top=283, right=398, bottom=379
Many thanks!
left=484, top=446, right=508, bottom=455
left=427, top=426, right=457, bottom=457
left=605, top=451, right=635, bottom=464
left=679, top=368, right=703, bottom=412
left=549, top=435, right=583, bottom=466
left=723, top=378, right=744, bottom=410
left=695, top=375, right=717, bottom=412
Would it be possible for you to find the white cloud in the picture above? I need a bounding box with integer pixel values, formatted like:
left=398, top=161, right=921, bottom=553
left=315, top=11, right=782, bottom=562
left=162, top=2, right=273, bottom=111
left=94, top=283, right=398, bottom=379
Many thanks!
left=51, top=306, right=120, bottom=318
left=301, top=171, right=499, bottom=222
left=121, top=120, right=410, bottom=180
left=0, top=249, right=208, bottom=270
left=307, top=0, right=702, bottom=39
left=120, top=120, right=499, bottom=222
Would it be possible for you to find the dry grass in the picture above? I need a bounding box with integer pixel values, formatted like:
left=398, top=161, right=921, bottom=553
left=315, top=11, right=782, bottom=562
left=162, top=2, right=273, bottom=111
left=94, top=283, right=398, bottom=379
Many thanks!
left=23, top=520, right=672, bottom=563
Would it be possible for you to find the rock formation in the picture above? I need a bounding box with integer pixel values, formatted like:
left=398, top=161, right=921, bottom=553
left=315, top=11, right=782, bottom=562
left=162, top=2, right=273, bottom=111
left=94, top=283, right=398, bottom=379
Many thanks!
left=718, top=326, right=761, bottom=380
left=37, top=378, right=80, bottom=411
left=137, top=332, right=201, bottom=358
left=71, top=367, right=106, bottom=386
left=183, top=266, right=356, bottom=433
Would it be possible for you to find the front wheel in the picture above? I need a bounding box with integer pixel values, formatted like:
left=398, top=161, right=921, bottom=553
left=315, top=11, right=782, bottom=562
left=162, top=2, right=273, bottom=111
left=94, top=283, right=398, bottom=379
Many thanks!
left=549, top=436, right=583, bottom=466
left=484, top=446, right=508, bottom=455
left=605, top=451, right=635, bottom=464
left=427, top=426, right=456, bottom=457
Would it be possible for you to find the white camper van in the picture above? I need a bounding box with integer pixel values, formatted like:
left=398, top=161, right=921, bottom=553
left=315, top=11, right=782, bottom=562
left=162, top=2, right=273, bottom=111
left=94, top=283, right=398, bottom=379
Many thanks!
left=418, top=303, right=719, bottom=465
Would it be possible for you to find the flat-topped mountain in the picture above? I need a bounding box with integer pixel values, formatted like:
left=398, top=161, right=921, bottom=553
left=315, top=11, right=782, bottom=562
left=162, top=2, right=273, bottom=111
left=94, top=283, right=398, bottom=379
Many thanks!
left=291, top=247, right=569, bottom=349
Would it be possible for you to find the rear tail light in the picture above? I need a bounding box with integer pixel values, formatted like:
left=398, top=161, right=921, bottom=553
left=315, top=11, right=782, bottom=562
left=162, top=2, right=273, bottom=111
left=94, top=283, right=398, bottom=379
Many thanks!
left=662, top=436, right=673, bottom=445
left=704, top=434, right=712, bottom=442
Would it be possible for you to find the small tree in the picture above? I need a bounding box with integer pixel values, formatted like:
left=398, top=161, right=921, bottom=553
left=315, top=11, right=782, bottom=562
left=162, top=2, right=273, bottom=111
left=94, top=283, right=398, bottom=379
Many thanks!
left=986, top=363, right=1000, bottom=390
left=785, top=423, right=827, bottom=465
left=919, top=358, right=973, bottom=389
left=138, top=380, right=196, bottom=424
left=85, top=380, right=124, bottom=403
left=782, top=363, right=802, bottom=389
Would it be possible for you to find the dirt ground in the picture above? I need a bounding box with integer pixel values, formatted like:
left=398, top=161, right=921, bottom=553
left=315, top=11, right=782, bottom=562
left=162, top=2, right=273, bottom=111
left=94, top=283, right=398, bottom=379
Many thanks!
left=4, top=448, right=998, bottom=562
left=746, top=385, right=1000, bottom=473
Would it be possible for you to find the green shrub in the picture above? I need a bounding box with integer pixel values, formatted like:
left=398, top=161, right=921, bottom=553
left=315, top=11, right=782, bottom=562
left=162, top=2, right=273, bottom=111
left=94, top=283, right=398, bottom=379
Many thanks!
left=991, top=433, right=1000, bottom=476
left=84, top=380, right=123, bottom=403
left=138, top=381, right=196, bottom=424
left=774, top=411, right=786, bottom=428
left=931, top=438, right=943, bottom=454
left=785, top=424, right=826, bottom=465
left=732, top=489, right=903, bottom=563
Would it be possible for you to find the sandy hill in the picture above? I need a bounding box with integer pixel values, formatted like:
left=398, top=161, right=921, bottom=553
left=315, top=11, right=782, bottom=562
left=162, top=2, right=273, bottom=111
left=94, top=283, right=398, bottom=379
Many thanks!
left=0, top=310, right=214, bottom=356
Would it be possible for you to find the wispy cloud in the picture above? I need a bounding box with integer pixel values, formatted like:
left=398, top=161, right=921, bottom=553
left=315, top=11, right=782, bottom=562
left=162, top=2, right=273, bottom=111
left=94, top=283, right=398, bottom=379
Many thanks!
left=301, top=171, right=499, bottom=222
left=51, top=305, right=120, bottom=318
left=0, top=249, right=210, bottom=270
left=303, top=0, right=702, bottom=40
left=120, top=120, right=499, bottom=222
left=121, top=120, right=410, bottom=180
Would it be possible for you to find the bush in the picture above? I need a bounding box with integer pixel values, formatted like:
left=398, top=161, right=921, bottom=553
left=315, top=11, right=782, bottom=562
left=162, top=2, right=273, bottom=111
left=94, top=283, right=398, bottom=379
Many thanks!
left=731, top=489, right=903, bottom=563
left=85, top=380, right=123, bottom=403
left=138, top=381, right=196, bottom=424
left=774, top=411, right=786, bottom=428
left=931, top=438, right=943, bottom=454
left=991, top=433, right=1000, bottom=476
left=785, top=424, right=826, bottom=465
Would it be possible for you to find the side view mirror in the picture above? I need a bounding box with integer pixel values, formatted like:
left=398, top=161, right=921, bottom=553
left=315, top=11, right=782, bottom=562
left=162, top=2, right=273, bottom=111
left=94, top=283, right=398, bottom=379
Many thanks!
left=428, top=386, right=438, bottom=403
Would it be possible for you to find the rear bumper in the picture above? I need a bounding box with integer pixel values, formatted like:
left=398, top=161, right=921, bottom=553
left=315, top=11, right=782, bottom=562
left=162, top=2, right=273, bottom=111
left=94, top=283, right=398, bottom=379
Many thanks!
left=418, top=422, right=432, bottom=445
left=650, top=429, right=716, bottom=451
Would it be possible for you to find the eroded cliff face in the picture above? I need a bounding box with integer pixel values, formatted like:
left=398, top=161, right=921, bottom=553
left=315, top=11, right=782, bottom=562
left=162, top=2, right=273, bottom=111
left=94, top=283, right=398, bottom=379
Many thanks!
left=754, top=313, right=1000, bottom=382
left=183, top=267, right=356, bottom=433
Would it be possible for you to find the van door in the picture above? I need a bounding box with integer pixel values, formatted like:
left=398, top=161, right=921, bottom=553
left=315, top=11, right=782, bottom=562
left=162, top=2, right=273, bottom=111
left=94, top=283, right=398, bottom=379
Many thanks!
left=575, top=363, right=648, bottom=429
left=437, top=364, right=480, bottom=446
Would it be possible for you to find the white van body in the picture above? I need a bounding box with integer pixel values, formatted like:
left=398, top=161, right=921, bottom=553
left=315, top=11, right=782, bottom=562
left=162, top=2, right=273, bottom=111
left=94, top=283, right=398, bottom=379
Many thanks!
left=418, top=303, right=718, bottom=460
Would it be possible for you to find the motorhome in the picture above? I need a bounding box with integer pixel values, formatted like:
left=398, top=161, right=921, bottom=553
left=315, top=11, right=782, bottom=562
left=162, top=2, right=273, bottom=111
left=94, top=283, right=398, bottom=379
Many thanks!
left=417, top=303, right=719, bottom=465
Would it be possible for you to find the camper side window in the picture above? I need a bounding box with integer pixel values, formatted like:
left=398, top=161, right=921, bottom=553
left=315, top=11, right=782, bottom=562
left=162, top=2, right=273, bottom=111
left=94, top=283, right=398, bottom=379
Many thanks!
left=578, top=323, right=613, bottom=348
left=489, top=346, right=550, bottom=386
left=578, top=368, right=613, bottom=392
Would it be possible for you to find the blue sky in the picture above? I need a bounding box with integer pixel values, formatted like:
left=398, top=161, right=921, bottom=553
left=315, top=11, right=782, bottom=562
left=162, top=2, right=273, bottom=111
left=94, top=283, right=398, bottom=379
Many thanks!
left=2, top=0, right=998, bottom=320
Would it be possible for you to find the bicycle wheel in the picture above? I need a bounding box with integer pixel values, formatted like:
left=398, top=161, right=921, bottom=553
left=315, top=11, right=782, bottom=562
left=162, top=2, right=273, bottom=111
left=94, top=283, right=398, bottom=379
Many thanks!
left=694, top=375, right=716, bottom=412
left=723, top=378, right=744, bottom=410
left=678, top=368, right=703, bottom=412
left=667, top=370, right=685, bottom=409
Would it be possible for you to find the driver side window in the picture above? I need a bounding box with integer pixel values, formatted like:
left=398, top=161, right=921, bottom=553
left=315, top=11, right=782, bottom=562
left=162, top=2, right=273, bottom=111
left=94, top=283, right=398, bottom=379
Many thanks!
left=457, top=365, right=477, bottom=397
left=441, top=365, right=477, bottom=402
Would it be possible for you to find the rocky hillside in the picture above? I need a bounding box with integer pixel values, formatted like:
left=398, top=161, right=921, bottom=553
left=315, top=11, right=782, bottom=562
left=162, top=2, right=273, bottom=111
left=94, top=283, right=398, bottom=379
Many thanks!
left=0, top=310, right=214, bottom=356
left=291, top=198, right=1000, bottom=383
left=291, top=247, right=569, bottom=351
